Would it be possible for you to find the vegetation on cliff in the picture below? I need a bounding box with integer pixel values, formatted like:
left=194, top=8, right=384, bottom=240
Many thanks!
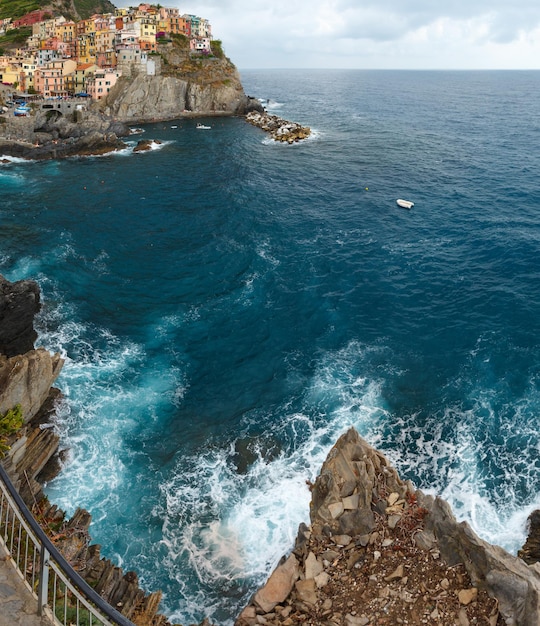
left=0, top=404, right=23, bottom=457
left=0, top=0, right=116, bottom=21
left=158, top=35, right=235, bottom=81
left=0, top=26, right=32, bottom=54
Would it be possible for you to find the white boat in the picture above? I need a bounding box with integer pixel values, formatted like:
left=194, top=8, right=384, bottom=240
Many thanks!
left=397, top=199, right=414, bottom=209
left=196, top=123, right=211, bottom=129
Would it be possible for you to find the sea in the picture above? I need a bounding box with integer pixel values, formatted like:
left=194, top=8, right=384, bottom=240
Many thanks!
left=1, top=69, right=540, bottom=625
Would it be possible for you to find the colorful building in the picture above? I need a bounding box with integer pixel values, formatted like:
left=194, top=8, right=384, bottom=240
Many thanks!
left=86, top=67, right=122, bottom=99
left=0, top=5, right=214, bottom=97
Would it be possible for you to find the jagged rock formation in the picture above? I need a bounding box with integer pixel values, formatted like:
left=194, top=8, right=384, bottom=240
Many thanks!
left=0, top=106, right=128, bottom=159
left=237, top=429, right=540, bottom=626
left=0, top=348, right=63, bottom=424
left=419, top=494, right=540, bottom=625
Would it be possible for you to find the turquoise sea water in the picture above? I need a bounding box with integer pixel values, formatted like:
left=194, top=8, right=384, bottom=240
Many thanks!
left=1, top=70, right=540, bottom=624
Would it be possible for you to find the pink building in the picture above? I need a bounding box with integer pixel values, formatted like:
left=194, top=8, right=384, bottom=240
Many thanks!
left=86, top=68, right=121, bottom=100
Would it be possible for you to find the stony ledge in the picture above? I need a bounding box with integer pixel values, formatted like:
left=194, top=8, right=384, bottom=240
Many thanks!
left=2, top=273, right=540, bottom=626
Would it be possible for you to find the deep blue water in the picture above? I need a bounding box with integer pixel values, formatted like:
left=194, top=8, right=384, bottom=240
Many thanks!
left=2, top=69, right=540, bottom=624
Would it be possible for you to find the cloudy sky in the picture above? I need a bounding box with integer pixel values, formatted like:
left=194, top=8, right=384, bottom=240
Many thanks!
left=174, top=0, right=540, bottom=69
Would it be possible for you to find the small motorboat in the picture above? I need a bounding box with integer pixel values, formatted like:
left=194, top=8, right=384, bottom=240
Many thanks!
left=397, top=199, right=414, bottom=209
left=196, top=123, right=211, bottom=129
left=14, top=104, right=30, bottom=117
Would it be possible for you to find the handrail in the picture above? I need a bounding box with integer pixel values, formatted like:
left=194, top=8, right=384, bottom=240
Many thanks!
left=0, top=462, right=135, bottom=626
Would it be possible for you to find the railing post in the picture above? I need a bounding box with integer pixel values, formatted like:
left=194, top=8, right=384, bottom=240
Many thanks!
left=37, top=545, right=50, bottom=616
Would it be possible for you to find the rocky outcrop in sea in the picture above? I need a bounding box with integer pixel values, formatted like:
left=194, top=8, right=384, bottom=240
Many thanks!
left=245, top=111, right=311, bottom=143
left=0, top=106, right=128, bottom=160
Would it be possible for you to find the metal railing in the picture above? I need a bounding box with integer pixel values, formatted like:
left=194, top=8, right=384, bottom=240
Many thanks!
left=0, top=463, right=135, bottom=626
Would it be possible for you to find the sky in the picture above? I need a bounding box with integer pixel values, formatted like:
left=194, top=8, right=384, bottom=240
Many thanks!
left=172, top=0, right=540, bottom=69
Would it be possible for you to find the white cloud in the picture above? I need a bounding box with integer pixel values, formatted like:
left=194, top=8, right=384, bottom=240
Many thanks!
left=174, top=0, right=540, bottom=68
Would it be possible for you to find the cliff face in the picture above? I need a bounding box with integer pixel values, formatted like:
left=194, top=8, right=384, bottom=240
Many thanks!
left=102, top=72, right=248, bottom=122
left=0, top=275, right=40, bottom=357
left=0, top=275, right=64, bottom=502
left=101, top=41, right=262, bottom=123
left=0, top=274, right=180, bottom=626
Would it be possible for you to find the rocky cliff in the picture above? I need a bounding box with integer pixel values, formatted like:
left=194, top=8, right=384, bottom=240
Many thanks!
left=0, top=274, right=184, bottom=626
left=0, top=275, right=40, bottom=356
left=100, top=38, right=262, bottom=123
left=237, top=429, right=540, bottom=626
left=0, top=105, right=128, bottom=159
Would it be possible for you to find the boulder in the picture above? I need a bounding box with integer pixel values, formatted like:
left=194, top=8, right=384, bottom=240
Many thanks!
left=0, top=349, right=64, bottom=423
left=0, top=275, right=40, bottom=357
left=252, top=554, right=300, bottom=613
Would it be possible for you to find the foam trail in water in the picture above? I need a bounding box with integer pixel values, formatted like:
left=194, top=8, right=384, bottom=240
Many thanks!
left=158, top=341, right=389, bottom=624
left=17, top=264, right=538, bottom=624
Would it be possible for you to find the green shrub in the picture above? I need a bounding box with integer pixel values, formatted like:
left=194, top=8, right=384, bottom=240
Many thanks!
left=0, top=404, right=24, bottom=457
left=211, top=39, right=224, bottom=59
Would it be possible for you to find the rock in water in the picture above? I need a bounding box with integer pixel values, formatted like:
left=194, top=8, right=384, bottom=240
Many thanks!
left=245, top=111, right=311, bottom=143
left=0, top=275, right=40, bottom=357
left=519, top=509, right=540, bottom=565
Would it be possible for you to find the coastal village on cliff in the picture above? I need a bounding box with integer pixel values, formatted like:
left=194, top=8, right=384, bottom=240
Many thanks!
left=1, top=7, right=540, bottom=626
left=0, top=3, right=311, bottom=154
left=0, top=5, right=214, bottom=100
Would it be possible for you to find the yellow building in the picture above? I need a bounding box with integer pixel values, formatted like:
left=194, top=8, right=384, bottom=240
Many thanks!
left=56, top=21, right=76, bottom=43
left=138, top=17, right=156, bottom=51
left=76, top=32, right=96, bottom=64
left=65, top=62, right=98, bottom=93
left=20, top=56, right=38, bottom=91
left=0, top=64, right=20, bottom=87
